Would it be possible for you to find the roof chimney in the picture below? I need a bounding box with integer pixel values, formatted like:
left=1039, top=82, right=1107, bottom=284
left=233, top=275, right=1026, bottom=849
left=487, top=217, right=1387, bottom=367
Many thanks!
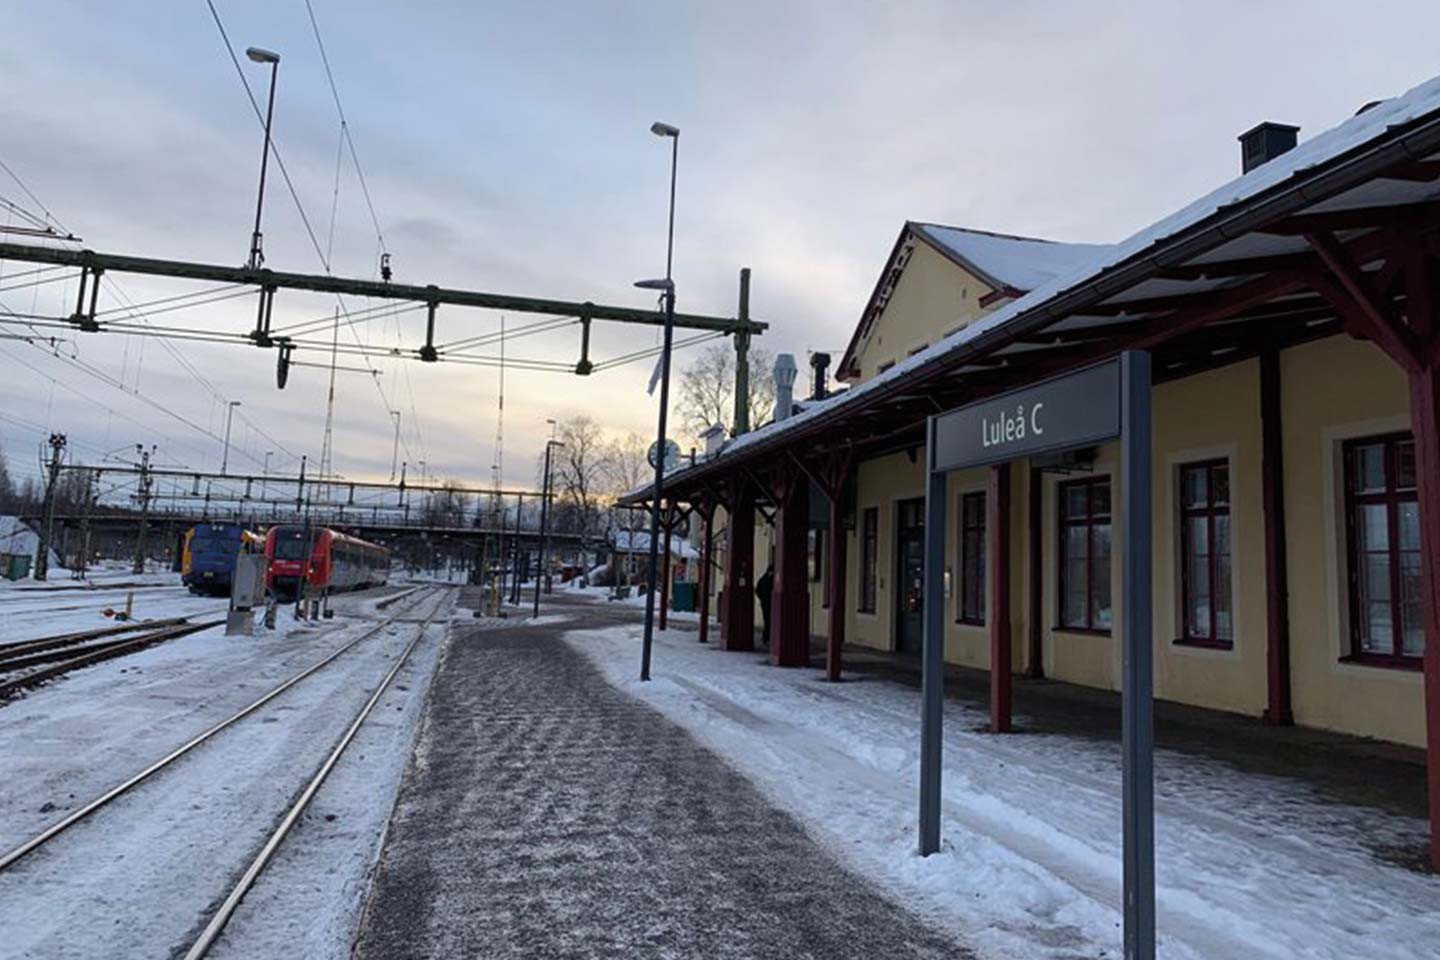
left=1238, top=121, right=1299, bottom=174
left=773, top=353, right=797, bottom=423
left=700, top=422, right=727, bottom=458
left=809, top=351, right=831, bottom=401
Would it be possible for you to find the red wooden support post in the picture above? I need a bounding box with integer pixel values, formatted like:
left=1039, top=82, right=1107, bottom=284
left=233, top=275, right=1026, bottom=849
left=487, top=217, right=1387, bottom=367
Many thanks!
left=1404, top=254, right=1440, bottom=871
left=658, top=504, right=673, bottom=631
left=990, top=462, right=1013, bottom=733
left=826, top=496, right=848, bottom=681
left=1411, top=363, right=1440, bottom=871
left=720, top=476, right=756, bottom=651
left=770, top=461, right=811, bottom=667
left=1259, top=349, right=1294, bottom=725
left=1026, top=465, right=1044, bottom=679
left=698, top=504, right=715, bottom=644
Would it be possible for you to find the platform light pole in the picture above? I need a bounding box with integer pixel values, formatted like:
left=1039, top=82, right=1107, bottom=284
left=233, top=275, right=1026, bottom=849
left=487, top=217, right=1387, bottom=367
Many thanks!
left=533, top=435, right=563, bottom=618
left=637, top=119, right=679, bottom=682
left=221, top=400, right=241, bottom=476
left=245, top=47, right=280, bottom=270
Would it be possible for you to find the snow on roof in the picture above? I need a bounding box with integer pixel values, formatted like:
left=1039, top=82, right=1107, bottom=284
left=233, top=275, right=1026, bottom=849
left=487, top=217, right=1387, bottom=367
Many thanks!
left=610, top=530, right=698, bottom=559
left=911, top=223, right=1111, bottom=293
left=0, top=515, right=58, bottom=567
left=656, top=72, right=1440, bottom=490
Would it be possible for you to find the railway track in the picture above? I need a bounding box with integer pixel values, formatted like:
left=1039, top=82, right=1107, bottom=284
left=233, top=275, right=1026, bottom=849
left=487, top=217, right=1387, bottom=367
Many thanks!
left=0, top=618, right=225, bottom=699
left=0, top=617, right=191, bottom=657
left=0, top=581, right=176, bottom=603
left=0, top=585, right=453, bottom=957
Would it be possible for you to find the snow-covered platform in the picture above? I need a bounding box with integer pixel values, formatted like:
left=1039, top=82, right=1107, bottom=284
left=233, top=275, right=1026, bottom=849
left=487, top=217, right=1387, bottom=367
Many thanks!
left=354, top=589, right=968, bottom=959
left=564, top=600, right=1440, bottom=960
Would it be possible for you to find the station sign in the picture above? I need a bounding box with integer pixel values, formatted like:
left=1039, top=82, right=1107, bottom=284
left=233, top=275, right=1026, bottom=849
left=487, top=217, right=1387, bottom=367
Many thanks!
left=919, top=351, right=1154, bottom=959
left=931, top=359, right=1121, bottom=471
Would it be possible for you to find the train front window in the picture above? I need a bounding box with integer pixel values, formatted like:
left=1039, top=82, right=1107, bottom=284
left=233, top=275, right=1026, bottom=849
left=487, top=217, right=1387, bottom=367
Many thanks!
left=275, top=538, right=308, bottom=561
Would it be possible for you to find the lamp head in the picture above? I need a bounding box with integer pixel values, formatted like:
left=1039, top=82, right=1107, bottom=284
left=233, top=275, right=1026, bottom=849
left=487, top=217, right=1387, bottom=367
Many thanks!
left=246, top=47, right=280, bottom=64
left=634, top=278, right=674, bottom=291
left=650, top=121, right=679, bottom=138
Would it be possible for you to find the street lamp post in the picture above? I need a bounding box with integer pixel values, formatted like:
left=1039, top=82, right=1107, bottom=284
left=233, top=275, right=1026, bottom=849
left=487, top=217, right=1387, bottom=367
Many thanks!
left=637, top=119, right=679, bottom=682
left=221, top=400, right=242, bottom=476
left=262, top=450, right=273, bottom=500
left=245, top=46, right=280, bottom=270
left=389, top=410, right=401, bottom=482
left=533, top=436, right=564, bottom=618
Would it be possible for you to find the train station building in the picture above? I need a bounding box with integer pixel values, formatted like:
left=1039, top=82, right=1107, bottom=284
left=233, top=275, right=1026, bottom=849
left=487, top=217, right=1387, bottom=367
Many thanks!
left=635, top=73, right=1440, bottom=868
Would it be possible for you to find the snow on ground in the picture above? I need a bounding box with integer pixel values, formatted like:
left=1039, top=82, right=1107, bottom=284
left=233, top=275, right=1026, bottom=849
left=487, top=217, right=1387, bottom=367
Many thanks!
left=567, top=621, right=1440, bottom=960
left=205, top=591, right=451, bottom=960
left=0, top=560, right=197, bottom=643
left=0, top=585, right=451, bottom=958
left=564, top=580, right=703, bottom=620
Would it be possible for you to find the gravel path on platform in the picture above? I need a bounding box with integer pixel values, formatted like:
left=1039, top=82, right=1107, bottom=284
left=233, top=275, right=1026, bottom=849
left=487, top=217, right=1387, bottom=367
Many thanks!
left=354, top=610, right=969, bottom=959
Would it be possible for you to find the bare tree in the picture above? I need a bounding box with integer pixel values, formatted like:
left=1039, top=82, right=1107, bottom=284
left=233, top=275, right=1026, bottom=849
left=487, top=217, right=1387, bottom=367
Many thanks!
left=0, top=442, right=13, bottom=513
left=675, top=342, right=775, bottom=444
left=421, top=481, right=467, bottom=528
left=545, top=416, right=609, bottom=561
left=602, top=432, right=651, bottom=584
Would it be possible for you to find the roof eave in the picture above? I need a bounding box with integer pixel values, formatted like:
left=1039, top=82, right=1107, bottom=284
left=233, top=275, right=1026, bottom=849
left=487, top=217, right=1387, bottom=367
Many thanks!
left=657, top=99, right=1440, bottom=498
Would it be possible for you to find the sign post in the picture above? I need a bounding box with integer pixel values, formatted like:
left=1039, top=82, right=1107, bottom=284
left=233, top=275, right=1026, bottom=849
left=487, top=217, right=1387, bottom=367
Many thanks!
left=919, top=353, right=1154, bottom=960
left=1119, top=350, right=1155, bottom=960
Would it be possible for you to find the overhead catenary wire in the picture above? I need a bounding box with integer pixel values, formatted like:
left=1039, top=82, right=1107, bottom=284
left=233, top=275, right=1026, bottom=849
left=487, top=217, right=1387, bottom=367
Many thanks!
left=208, top=0, right=426, bottom=474
left=0, top=148, right=301, bottom=471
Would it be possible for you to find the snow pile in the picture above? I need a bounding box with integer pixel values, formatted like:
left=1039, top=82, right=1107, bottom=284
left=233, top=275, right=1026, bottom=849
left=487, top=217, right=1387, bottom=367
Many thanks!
left=567, top=622, right=1440, bottom=960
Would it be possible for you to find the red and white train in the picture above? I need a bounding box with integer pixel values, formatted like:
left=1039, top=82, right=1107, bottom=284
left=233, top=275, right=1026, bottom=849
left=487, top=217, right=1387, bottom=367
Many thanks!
left=263, top=525, right=390, bottom=601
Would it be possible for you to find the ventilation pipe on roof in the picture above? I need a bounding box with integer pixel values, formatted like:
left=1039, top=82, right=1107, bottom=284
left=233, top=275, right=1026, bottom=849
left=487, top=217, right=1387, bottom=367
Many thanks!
left=1239, top=121, right=1300, bottom=173
left=809, top=351, right=831, bottom=401
left=700, top=422, right=727, bottom=458
left=773, top=353, right=798, bottom=423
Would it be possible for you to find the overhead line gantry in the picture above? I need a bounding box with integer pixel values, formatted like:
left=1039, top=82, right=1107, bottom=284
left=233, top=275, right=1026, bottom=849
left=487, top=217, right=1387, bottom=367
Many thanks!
left=0, top=240, right=767, bottom=385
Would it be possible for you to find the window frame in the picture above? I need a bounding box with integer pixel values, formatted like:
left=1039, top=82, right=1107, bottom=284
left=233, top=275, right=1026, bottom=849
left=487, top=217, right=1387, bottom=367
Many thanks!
left=1342, top=432, right=1423, bottom=670
left=1177, top=459, right=1234, bottom=650
left=956, top=490, right=986, bottom=626
left=811, top=526, right=831, bottom=610
left=859, top=507, right=878, bottom=614
left=1056, top=476, right=1112, bottom=635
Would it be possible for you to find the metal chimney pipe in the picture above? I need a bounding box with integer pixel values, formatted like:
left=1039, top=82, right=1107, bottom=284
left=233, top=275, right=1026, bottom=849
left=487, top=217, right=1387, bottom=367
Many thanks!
left=809, top=351, right=831, bottom=401
left=774, top=353, right=797, bottom=423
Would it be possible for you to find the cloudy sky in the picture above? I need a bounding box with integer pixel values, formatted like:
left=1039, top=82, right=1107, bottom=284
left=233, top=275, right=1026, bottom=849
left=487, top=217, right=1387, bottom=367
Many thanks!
left=2, top=0, right=1438, bottom=494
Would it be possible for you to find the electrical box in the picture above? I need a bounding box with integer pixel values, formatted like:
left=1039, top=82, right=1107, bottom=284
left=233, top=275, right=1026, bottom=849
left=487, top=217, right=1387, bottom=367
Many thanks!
left=226, top=554, right=268, bottom=635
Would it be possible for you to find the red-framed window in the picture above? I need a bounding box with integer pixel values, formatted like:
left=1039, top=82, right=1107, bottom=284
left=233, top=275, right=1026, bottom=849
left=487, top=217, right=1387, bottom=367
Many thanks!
left=1343, top=433, right=1422, bottom=668
left=957, top=491, right=986, bottom=625
left=1178, top=460, right=1233, bottom=648
left=859, top=507, right=878, bottom=613
left=1058, top=477, right=1112, bottom=632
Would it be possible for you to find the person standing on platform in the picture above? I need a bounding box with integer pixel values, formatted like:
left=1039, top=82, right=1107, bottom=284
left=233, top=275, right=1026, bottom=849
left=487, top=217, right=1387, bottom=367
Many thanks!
left=755, top=562, right=775, bottom=648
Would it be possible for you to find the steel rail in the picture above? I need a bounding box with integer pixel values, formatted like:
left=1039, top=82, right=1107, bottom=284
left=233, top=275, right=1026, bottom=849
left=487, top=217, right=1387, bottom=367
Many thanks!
left=181, top=588, right=450, bottom=959
left=0, top=620, right=225, bottom=698
left=0, top=618, right=189, bottom=657
left=0, top=587, right=439, bottom=872
left=0, top=624, right=198, bottom=670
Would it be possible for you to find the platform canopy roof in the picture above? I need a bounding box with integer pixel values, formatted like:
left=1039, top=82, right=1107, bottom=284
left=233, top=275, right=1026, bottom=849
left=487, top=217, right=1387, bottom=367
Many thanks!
left=633, top=71, right=1440, bottom=507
